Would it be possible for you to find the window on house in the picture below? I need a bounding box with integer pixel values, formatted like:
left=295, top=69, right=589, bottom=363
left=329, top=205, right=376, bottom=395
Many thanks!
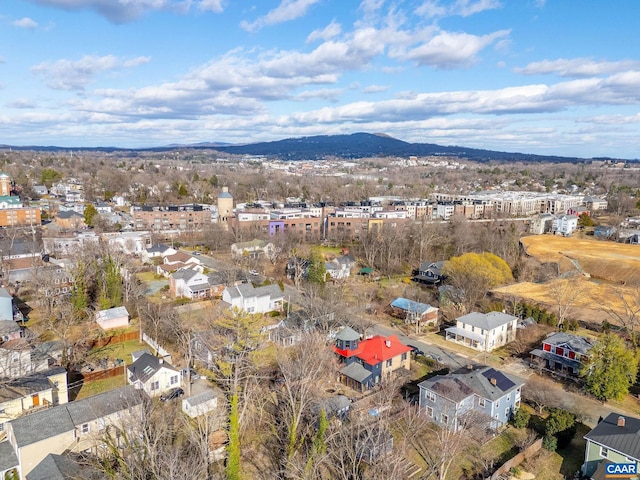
left=82, top=423, right=90, bottom=434
left=170, top=375, right=178, bottom=385
left=401, top=352, right=407, bottom=361
left=505, top=407, right=509, bottom=416
left=496, top=401, right=500, bottom=408
left=426, top=391, right=436, bottom=402
left=426, top=406, right=433, bottom=418
left=478, top=398, right=485, bottom=407
left=600, top=447, right=608, bottom=458
left=441, top=414, right=449, bottom=425
left=0, top=423, right=4, bottom=432
left=386, top=359, right=392, bottom=367
left=150, top=381, right=159, bottom=391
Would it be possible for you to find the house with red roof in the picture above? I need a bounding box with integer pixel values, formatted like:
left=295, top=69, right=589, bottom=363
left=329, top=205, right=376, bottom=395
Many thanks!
left=333, top=326, right=411, bottom=392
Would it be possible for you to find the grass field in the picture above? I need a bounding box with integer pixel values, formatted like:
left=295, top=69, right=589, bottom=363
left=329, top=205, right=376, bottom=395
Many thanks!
left=74, top=375, right=126, bottom=400
left=493, top=235, right=640, bottom=324
left=88, top=339, right=146, bottom=365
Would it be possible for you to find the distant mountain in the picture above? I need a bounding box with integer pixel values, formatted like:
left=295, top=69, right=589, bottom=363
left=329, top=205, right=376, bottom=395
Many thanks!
left=212, top=132, right=587, bottom=163
left=0, top=132, right=617, bottom=163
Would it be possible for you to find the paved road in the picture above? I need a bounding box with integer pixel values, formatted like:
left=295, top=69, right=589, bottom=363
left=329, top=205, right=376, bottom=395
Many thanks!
left=369, top=324, right=471, bottom=369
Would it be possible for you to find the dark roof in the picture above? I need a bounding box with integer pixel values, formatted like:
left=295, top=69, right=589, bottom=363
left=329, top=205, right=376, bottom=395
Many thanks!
left=10, top=386, right=143, bottom=448
left=56, top=210, right=83, bottom=219
left=26, top=453, right=106, bottom=480
left=418, top=260, right=445, bottom=272
left=584, top=412, right=640, bottom=461
left=0, top=439, right=18, bottom=473
left=419, top=366, right=522, bottom=403
left=390, top=297, right=435, bottom=315
left=340, top=362, right=372, bottom=383
left=541, top=332, right=593, bottom=355
left=127, top=352, right=177, bottom=383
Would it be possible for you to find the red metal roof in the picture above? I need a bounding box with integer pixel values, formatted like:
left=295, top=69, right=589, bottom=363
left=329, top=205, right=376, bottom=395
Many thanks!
left=333, top=334, right=411, bottom=366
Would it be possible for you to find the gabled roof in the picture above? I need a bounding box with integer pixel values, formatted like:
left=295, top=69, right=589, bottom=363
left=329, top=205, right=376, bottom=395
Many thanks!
left=419, top=366, right=522, bottom=403
left=340, top=362, right=372, bottom=383
left=165, top=251, right=194, bottom=263
left=390, top=297, right=435, bottom=315
left=227, top=283, right=283, bottom=300
left=542, top=332, right=593, bottom=355
left=11, top=386, right=142, bottom=448
left=127, top=352, right=177, bottom=383
left=0, top=440, right=18, bottom=474
left=146, top=243, right=172, bottom=254
left=172, top=268, right=200, bottom=282
left=96, top=306, right=129, bottom=321
left=584, top=413, right=640, bottom=461
left=56, top=210, right=83, bottom=219
left=418, top=260, right=445, bottom=273
left=456, top=311, right=518, bottom=331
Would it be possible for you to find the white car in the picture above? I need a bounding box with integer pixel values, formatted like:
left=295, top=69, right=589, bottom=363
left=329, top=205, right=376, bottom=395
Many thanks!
left=249, top=270, right=259, bottom=276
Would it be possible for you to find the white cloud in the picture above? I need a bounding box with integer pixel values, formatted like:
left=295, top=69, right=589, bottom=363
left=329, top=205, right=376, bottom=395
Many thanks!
left=13, top=17, right=39, bottom=29
left=31, top=55, right=150, bottom=90
left=241, top=0, right=321, bottom=32
left=27, top=0, right=223, bottom=23
left=515, top=58, right=640, bottom=78
left=397, top=29, right=510, bottom=68
left=292, top=88, right=343, bottom=102
left=416, top=0, right=501, bottom=19
left=7, top=98, right=36, bottom=109
left=363, top=84, right=389, bottom=93
left=198, top=0, right=224, bottom=13
left=307, top=21, right=342, bottom=43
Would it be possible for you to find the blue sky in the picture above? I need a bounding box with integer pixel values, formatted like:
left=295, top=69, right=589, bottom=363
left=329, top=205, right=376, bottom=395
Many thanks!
left=1, top=0, right=639, bottom=158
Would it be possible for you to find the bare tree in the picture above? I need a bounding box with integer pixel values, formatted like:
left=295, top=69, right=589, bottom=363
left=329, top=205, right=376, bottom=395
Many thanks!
left=601, top=284, right=640, bottom=346
left=549, top=276, right=586, bottom=326
left=522, top=375, right=562, bottom=415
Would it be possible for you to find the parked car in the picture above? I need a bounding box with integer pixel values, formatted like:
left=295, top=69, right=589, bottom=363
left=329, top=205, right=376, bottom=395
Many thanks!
left=426, top=353, right=442, bottom=362
left=249, top=269, right=259, bottom=276
left=407, top=345, right=424, bottom=356
left=191, top=251, right=201, bottom=256
left=160, top=387, right=184, bottom=402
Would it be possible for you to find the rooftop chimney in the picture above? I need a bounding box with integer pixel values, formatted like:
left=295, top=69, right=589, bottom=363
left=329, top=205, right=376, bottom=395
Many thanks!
left=385, top=340, right=391, bottom=348
left=618, top=416, right=626, bottom=428
left=490, top=378, right=497, bottom=386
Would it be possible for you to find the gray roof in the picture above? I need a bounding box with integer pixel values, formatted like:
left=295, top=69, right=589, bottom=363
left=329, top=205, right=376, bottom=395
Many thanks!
left=128, top=352, right=177, bottom=383
left=26, top=453, right=105, bottom=480
left=0, top=367, right=65, bottom=402
left=97, top=306, right=129, bottom=321
left=584, top=413, right=640, bottom=461
left=172, top=268, right=199, bottom=281
left=0, top=288, right=11, bottom=299
left=0, top=320, right=20, bottom=337
left=0, top=438, right=19, bottom=472
left=184, top=389, right=218, bottom=408
left=228, top=283, right=283, bottom=300
left=542, top=332, right=593, bottom=355
left=10, top=386, right=143, bottom=448
left=56, top=210, right=83, bottom=219
left=456, top=311, right=518, bottom=331
left=336, top=326, right=361, bottom=342
left=340, top=362, right=372, bottom=383
left=218, top=191, right=233, bottom=199
left=418, top=260, right=445, bottom=273
left=419, top=366, right=522, bottom=403
left=146, top=243, right=171, bottom=254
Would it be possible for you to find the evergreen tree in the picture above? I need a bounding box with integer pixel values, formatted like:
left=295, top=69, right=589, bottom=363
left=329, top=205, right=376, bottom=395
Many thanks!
left=582, top=333, right=638, bottom=401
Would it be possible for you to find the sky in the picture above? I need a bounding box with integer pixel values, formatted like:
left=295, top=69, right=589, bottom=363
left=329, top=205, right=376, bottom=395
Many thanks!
left=1, top=0, right=640, bottom=158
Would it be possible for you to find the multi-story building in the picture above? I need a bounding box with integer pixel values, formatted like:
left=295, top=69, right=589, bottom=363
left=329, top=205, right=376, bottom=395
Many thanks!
left=0, top=196, right=41, bottom=228
left=529, top=332, right=593, bottom=378
left=132, top=204, right=211, bottom=231
left=333, top=326, right=411, bottom=392
left=418, top=366, right=523, bottom=431
left=582, top=413, right=640, bottom=478
left=445, top=311, right=518, bottom=352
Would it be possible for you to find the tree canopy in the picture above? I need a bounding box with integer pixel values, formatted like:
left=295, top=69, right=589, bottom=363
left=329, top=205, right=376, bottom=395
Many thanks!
left=582, top=333, right=638, bottom=401
left=442, top=252, right=513, bottom=310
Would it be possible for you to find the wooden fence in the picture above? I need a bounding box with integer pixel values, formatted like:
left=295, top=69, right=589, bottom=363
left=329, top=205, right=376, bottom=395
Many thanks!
left=489, top=438, right=543, bottom=480
left=90, top=331, right=140, bottom=349
left=82, top=364, right=127, bottom=383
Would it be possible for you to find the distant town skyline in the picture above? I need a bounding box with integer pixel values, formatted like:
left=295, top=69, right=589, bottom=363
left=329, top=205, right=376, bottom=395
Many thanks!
left=1, top=0, right=639, bottom=158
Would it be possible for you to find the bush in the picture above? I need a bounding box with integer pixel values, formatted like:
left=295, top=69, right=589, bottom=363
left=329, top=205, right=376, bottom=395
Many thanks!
left=542, top=434, right=557, bottom=452
left=512, top=408, right=531, bottom=429
left=510, top=466, right=522, bottom=477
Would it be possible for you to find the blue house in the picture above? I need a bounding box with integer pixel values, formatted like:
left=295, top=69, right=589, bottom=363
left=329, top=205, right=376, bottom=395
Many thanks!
left=418, top=366, right=523, bottom=431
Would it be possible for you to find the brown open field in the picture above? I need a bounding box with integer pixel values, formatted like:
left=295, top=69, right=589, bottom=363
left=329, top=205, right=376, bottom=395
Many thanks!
left=494, top=235, right=640, bottom=325
left=520, top=234, right=640, bottom=284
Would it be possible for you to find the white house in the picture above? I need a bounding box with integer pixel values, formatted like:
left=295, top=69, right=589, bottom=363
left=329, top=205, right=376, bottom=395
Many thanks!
left=231, top=239, right=275, bottom=259
left=553, top=214, right=578, bottom=236
left=182, top=389, right=220, bottom=419
left=96, top=306, right=130, bottom=331
left=101, top=232, right=152, bottom=255
left=127, top=352, right=180, bottom=397
left=142, top=244, right=177, bottom=263
left=157, top=252, right=201, bottom=277
left=445, top=311, right=518, bottom=352
left=325, top=254, right=356, bottom=280
left=222, top=283, right=283, bottom=314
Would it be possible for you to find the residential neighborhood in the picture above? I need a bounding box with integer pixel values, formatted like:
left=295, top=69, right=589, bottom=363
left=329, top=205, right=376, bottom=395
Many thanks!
left=0, top=150, right=634, bottom=480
